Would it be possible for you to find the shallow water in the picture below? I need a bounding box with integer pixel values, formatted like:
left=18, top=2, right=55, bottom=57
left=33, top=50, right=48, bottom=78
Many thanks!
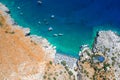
left=1, top=0, right=120, bottom=58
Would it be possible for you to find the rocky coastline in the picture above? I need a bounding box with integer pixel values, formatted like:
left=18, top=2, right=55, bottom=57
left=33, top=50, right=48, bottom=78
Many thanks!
left=55, top=53, right=77, bottom=69
left=77, top=30, right=120, bottom=80
left=1, top=2, right=120, bottom=80
left=0, top=2, right=78, bottom=68
left=0, top=2, right=56, bottom=60
left=0, top=3, right=77, bottom=80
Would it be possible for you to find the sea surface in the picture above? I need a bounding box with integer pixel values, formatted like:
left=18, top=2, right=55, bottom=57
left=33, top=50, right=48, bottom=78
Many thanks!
left=1, top=0, right=120, bottom=58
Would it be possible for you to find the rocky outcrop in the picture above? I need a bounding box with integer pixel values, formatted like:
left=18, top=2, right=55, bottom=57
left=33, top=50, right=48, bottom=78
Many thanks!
left=77, top=30, right=120, bottom=80
left=0, top=3, right=9, bottom=13
left=93, top=31, right=120, bottom=80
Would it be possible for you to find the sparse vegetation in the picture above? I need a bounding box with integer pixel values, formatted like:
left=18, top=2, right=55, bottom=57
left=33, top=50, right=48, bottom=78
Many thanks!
left=9, top=31, right=15, bottom=34
left=59, top=71, right=63, bottom=75
left=85, top=50, right=91, bottom=56
left=61, top=60, right=66, bottom=66
left=65, top=66, right=69, bottom=71
left=43, top=75, right=47, bottom=79
left=5, top=31, right=15, bottom=34
left=68, top=71, right=73, bottom=76
left=5, top=31, right=8, bottom=33
left=0, top=22, right=2, bottom=26
left=34, top=42, right=37, bottom=45
left=112, top=62, right=115, bottom=66
left=111, top=57, right=115, bottom=61
left=49, top=61, right=52, bottom=65
left=48, top=77, right=51, bottom=80
left=53, top=77, right=56, bottom=80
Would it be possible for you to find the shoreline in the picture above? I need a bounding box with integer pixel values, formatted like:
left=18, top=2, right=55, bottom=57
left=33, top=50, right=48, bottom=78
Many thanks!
left=0, top=2, right=78, bottom=68
left=55, top=53, right=77, bottom=69
left=1, top=2, right=120, bottom=80
left=0, top=3, right=78, bottom=80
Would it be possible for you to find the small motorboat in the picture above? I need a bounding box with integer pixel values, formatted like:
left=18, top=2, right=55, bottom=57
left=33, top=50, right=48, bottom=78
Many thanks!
left=58, top=33, right=64, bottom=36
left=20, top=12, right=23, bottom=15
left=38, top=21, right=41, bottom=24
left=53, top=34, right=58, bottom=37
left=48, top=27, right=53, bottom=31
left=17, top=6, right=21, bottom=9
left=51, top=15, right=55, bottom=19
left=37, top=0, right=42, bottom=4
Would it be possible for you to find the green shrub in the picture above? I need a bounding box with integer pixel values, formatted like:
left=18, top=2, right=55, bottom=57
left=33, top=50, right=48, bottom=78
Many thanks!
left=9, top=31, right=15, bottom=34
left=43, top=75, right=47, bottom=79
left=111, top=57, right=115, bottom=61
left=48, top=77, right=51, bottom=80
left=68, top=71, right=73, bottom=76
left=5, top=31, right=8, bottom=33
left=49, top=61, right=52, bottom=65
left=61, top=60, right=66, bottom=66
left=0, top=22, right=2, bottom=26
left=53, top=77, right=56, bottom=80
left=65, top=66, right=69, bottom=71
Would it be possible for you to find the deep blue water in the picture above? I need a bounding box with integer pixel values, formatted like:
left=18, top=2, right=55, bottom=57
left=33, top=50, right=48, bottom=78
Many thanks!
left=1, top=0, right=120, bottom=58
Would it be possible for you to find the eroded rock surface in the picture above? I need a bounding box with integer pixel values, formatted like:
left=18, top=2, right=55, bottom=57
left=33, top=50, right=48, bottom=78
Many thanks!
left=77, top=31, right=120, bottom=80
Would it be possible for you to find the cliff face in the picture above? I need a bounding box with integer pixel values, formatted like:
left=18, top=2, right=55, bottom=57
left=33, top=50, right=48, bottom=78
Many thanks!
left=77, top=31, right=120, bottom=80
left=0, top=3, right=75, bottom=80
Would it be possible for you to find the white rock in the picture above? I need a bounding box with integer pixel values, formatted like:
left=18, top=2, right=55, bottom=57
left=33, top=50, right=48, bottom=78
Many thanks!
left=23, top=28, right=30, bottom=36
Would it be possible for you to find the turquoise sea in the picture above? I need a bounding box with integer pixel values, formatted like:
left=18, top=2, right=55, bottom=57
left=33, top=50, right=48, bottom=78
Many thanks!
left=1, top=0, right=120, bottom=58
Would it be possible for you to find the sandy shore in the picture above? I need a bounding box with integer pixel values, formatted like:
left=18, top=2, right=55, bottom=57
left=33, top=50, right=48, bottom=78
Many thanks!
left=54, top=53, right=77, bottom=69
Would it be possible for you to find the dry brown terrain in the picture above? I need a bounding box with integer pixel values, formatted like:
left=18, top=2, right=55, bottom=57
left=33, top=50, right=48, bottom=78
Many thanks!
left=0, top=9, right=47, bottom=80
left=78, top=48, right=115, bottom=80
left=0, top=4, right=75, bottom=80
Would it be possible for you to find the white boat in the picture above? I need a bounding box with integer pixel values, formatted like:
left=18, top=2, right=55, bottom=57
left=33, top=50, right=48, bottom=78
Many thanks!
left=17, top=6, right=21, bottom=9
left=51, top=15, right=55, bottom=19
left=37, top=0, right=42, bottom=4
left=38, top=21, right=41, bottom=24
left=53, top=34, right=58, bottom=37
left=20, top=12, right=23, bottom=15
left=58, top=33, right=64, bottom=36
left=48, top=27, right=53, bottom=31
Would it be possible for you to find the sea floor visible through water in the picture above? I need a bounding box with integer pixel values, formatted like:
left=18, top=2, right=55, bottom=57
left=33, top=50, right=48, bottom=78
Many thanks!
left=1, top=0, right=120, bottom=58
